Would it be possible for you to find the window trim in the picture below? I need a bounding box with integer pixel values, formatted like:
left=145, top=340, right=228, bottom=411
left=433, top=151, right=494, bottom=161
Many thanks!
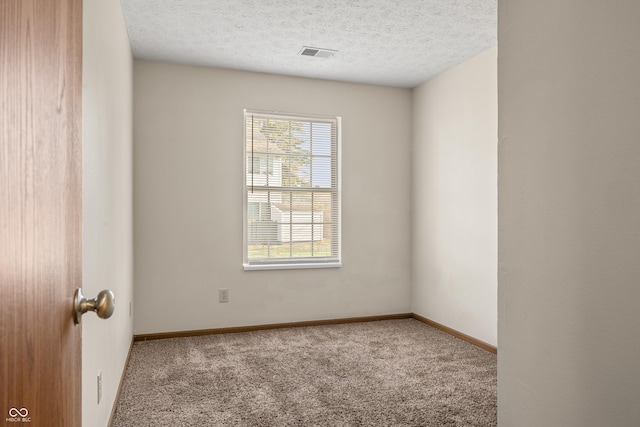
left=242, top=109, right=342, bottom=271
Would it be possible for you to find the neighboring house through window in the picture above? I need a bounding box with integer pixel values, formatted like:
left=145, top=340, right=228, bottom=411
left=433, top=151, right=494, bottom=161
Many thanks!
left=243, top=110, right=341, bottom=270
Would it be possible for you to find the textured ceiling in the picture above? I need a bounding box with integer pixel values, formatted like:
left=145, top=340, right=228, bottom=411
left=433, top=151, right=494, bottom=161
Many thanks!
left=121, top=0, right=497, bottom=88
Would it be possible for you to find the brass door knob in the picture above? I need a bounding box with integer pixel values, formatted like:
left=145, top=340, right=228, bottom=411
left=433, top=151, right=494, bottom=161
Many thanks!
left=73, top=288, right=115, bottom=324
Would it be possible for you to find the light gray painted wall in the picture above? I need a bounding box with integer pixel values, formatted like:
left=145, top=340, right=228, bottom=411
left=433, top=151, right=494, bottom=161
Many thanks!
left=133, top=61, right=412, bottom=334
left=498, top=1, right=640, bottom=425
left=411, top=48, right=498, bottom=346
left=82, top=0, right=133, bottom=426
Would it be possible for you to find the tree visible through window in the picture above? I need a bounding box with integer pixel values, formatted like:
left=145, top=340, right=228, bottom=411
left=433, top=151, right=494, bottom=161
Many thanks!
left=243, top=110, right=341, bottom=270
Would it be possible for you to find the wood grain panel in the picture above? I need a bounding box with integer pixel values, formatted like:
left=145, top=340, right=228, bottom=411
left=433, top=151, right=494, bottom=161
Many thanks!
left=0, top=0, right=83, bottom=425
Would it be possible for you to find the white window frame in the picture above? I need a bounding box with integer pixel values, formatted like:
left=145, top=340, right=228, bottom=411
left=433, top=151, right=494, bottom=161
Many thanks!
left=243, top=109, right=342, bottom=271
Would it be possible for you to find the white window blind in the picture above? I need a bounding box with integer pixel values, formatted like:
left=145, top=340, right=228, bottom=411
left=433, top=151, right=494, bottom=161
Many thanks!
left=243, top=110, right=341, bottom=270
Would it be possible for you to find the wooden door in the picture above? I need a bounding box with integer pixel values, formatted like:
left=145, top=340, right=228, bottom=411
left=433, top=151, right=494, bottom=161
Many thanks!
left=1, top=0, right=83, bottom=426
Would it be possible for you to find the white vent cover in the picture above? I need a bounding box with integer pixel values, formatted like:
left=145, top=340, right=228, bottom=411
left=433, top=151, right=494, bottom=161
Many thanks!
left=298, top=46, right=337, bottom=58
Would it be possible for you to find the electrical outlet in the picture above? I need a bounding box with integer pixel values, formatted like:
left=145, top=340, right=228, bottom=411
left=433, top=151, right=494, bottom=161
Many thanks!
left=97, top=370, right=102, bottom=404
left=219, top=288, right=229, bottom=303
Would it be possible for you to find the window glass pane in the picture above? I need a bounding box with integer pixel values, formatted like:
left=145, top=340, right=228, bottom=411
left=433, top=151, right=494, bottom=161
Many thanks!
left=311, top=157, right=332, bottom=188
left=311, top=122, right=332, bottom=156
left=247, top=219, right=278, bottom=245
left=248, top=202, right=259, bottom=220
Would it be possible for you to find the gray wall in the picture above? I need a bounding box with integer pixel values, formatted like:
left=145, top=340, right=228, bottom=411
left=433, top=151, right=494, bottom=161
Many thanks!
left=133, top=61, right=412, bottom=334
left=412, top=47, right=497, bottom=346
left=82, top=0, right=133, bottom=426
left=498, top=0, right=640, bottom=425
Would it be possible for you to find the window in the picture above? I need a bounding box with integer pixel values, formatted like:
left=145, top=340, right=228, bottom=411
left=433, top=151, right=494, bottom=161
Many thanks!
left=243, top=110, right=341, bottom=270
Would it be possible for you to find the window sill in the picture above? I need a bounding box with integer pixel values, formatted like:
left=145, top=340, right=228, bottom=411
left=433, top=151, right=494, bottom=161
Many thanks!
left=243, top=262, right=342, bottom=271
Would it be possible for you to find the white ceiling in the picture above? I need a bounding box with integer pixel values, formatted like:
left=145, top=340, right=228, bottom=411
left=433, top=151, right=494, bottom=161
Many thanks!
left=121, top=0, right=497, bottom=88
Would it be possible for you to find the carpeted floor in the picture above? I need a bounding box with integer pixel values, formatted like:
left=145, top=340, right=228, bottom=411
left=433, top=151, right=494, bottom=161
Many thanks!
left=112, top=319, right=496, bottom=426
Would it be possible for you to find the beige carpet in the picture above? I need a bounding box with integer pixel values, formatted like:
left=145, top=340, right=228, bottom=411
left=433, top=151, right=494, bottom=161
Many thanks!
left=113, top=319, right=496, bottom=426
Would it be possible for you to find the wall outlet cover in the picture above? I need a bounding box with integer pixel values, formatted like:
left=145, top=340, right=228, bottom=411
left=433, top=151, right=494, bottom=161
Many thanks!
left=219, top=289, right=229, bottom=303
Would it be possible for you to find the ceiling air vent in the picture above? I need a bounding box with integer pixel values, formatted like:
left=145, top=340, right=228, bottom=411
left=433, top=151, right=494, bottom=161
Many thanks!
left=299, top=46, right=337, bottom=58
